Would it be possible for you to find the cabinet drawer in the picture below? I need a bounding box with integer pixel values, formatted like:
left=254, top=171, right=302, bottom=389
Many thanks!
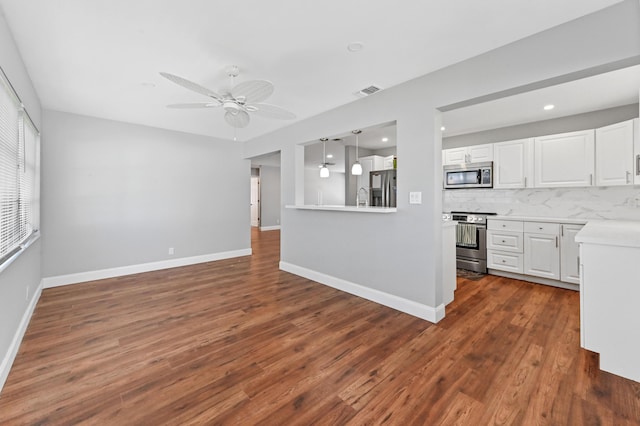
left=487, top=230, right=523, bottom=252
left=488, top=219, right=524, bottom=232
left=524, top=221, right=560, bottom=235
left=488, top=250, right=524, bottom=273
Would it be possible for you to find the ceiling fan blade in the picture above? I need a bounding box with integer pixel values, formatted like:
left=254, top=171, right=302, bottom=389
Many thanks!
left=248, top=103, right=296, bottom=120
left=160, top=72, right=222, bottom=99
left=167, top=102, right=221, bottom=109
left=231, top=80, right=274, bottom=104
left=224, top=110, right=250, bottom=128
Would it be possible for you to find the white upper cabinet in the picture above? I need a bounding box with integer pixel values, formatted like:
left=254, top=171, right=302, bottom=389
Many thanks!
left=493, top=138, right=534, bottom=189
left=443, top=147, right=467, bottom=165
left=595, top=119, right=635, bottom=186
left=634, top=118, right=640, bottom=185
left=443, top=144, right=493, bottom=165
left=468, top=144, right=493, bottom=163
left=383, top=155, right=396, bottom=170
left=533, top=130, right=595, bottom=188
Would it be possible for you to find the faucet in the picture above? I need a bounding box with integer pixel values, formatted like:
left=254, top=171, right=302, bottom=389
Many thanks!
left=357, top=187, right=368, bottom=207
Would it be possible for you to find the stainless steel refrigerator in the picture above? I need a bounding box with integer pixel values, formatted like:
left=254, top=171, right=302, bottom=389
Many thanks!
left=369, top=169, right=397, bottom=207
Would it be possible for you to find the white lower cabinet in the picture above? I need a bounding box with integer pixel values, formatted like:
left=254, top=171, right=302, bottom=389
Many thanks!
left=488, top=219, right=583, bottom=286
left=487, top=250, right=523, bottom=274
left=523, top=222, right=560, bottom=280
left=560, top=224, right=583, bottom=284
left=487, top=220, right=524, bottom=273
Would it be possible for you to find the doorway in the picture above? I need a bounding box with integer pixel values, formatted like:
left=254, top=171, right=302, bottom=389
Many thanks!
left=250, top=174, right=260, bottom=227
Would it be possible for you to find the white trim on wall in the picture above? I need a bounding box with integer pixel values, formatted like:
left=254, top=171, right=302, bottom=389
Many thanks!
left=279, top=261, right=445, bottom=323
left=42, top=248, right=252, bottom=288
left=0, top=279, right=42, bottom=392
left=259, top=225, right=281, bottom=231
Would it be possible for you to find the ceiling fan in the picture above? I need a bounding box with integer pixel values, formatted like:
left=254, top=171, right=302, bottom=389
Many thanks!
left=160, top=65, right=296, bottom=128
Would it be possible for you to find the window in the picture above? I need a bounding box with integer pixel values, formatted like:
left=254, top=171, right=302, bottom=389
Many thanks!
left=0, top=68, right=40, bottom=265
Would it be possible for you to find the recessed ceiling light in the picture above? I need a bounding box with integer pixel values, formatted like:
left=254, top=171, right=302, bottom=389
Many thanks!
left=326, top=154, right=333, bottom=159
left=382, top=137, right=388, bottom=142
left=441, top=126, right=446, bottom=131
left=543, top=104, right=555, bottom=111
left=347, top=42, right=364, bottom=52
left=141, top=82, right=156, bottom=88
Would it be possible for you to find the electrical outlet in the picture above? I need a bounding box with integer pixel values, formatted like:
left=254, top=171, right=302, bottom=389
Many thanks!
left=276, top=219, right=280, bottom=224
left=168, top=247, right=175, bottom=255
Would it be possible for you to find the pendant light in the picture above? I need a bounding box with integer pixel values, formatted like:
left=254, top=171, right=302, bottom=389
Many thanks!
left=319, top=138, right=330, bottom=178
left=351, top=130, right=362, bottom=175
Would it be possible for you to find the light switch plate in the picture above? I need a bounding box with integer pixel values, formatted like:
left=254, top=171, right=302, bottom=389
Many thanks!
left=409, top=192, right=422, bottom=204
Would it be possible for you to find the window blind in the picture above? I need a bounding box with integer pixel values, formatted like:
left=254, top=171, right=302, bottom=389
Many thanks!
left=0, top=68, right=39, bottom=264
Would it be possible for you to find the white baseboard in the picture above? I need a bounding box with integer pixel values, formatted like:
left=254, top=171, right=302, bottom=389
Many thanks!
left=488, top=269, right=579, bottom=291
left=259, top=225, right=281, bottom=231
left=0, top=280, right=43, bottom=393
left=279, top=261, right=445, bottom=323
left=42, top=248, right=252, bottom=289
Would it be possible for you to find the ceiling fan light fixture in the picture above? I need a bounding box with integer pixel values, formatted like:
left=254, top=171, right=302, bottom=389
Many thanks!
left=320, top=165, right=330, bottom=178
left=223, top=101, right=241, bottom=113
left=160, top=68, right=295, bottom=129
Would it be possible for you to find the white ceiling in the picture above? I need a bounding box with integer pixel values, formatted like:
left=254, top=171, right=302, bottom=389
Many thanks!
left=0, top=0, right=624, bottom=142
left=442, top=65, right=640, bottom=136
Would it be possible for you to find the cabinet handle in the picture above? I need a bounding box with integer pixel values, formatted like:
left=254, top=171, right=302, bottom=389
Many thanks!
left=577, top=256, right=580, bottom=272
left=561, top=225, right=564, bottom=237
left=524, top=177, right=527, bottom=188
left=589, top=173, right=593, bottom=185
left=627, top=171, right=631, bottom=184
left=502, top=240, right=506, bottom=243
left=637, top=155, right=640, bottom=176
left=555, top=236, right=558, bottom=248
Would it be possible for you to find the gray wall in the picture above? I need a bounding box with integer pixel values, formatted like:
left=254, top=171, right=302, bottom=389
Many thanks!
left=259, top=165, right=281, bottom=228
left=41, top=110, right=250, bottom=277
left=304, top=169, right=345, bottom=205
left=244, top=0, right=640, bottom=310
left=0, top=9, right=43, bottom=388
left=444, top=103, right=639, bottom=148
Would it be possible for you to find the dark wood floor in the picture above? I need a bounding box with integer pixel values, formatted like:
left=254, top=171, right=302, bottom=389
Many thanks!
left=1, top=228, right=639, bottom=425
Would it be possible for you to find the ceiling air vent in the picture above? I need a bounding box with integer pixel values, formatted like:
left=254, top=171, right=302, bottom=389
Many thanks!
left=356, top=85, right=382, bottom=97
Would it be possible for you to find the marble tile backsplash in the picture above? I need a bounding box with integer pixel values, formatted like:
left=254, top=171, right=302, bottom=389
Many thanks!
left=443, top=186, right=640, bottom=220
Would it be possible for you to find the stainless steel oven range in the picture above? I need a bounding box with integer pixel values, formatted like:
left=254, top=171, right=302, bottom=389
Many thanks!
left=448, top=211, right=496, bottom=273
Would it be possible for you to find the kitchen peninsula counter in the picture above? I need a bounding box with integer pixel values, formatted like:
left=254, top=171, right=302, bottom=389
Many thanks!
left=286, top=205, right=397, bottom=213
left=492, top=215, right=588, bottom=225
left=576, top=219, right=640, bottom=383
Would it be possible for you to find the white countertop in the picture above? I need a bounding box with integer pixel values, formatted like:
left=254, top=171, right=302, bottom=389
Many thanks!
left=491, top=215, right=588, bottom=225
left=575, top=220, right=640, bottom=248
left=285, top=205, right=397, bottom=213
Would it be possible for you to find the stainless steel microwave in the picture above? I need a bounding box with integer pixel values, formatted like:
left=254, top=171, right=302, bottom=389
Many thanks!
left=443, top=161, right=493, bottom=189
